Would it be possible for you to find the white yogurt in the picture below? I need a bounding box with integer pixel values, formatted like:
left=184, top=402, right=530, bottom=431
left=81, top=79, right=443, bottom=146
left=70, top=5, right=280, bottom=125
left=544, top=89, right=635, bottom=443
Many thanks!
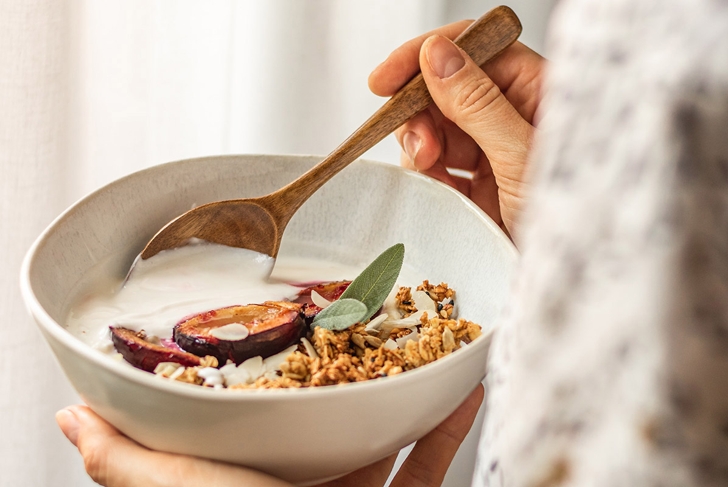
left=66, top=243, right=366, bottom=352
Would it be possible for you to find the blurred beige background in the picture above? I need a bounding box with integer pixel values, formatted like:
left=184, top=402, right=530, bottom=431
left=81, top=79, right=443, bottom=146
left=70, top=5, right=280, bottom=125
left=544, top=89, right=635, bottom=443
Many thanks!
left=0, top=1, right=555, bottom=485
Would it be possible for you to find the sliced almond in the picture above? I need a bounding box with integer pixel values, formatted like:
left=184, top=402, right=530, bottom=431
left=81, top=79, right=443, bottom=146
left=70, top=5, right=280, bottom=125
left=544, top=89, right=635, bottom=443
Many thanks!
left=301, top=337, right=319, bottom=358
left=209, top=322, right=250, bottom=341
left=351, top=333, right=366, bottom=349
left=364, top=335, right=383, bottom=348
left=310, top=289, right=332, bottom=309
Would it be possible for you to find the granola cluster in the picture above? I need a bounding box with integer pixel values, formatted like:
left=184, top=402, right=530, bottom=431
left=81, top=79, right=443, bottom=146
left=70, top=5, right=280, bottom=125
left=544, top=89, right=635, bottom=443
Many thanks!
left=230, top=281, right=481, bottom=390
left=395, top=287, right=417, bottom=317
left=417, top=280, right=456, bottom=319
left=153, top=281, right=482, bottom=390
left=153, top=355, right=219, bottom=386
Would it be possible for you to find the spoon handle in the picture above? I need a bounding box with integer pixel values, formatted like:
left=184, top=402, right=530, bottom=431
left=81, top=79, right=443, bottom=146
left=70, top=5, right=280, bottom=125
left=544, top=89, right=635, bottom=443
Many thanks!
left=267, top=5, right=522, bottom=220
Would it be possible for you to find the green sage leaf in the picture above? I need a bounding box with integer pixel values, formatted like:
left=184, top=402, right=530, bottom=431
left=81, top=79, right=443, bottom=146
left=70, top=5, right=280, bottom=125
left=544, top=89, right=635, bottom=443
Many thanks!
left=312, top=298, right=368, bottom=331
left=339, top=243, right=405, bottom=321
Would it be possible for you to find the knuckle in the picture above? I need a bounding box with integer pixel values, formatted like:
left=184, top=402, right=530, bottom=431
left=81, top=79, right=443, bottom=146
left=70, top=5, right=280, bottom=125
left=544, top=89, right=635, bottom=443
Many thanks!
left=453, top=76, right=502, bottom=120
left=434, top=422, right=466, bottom=446
left=402, top=455, right=439, bottom=486
left=82, top=443, right=110, bottom=485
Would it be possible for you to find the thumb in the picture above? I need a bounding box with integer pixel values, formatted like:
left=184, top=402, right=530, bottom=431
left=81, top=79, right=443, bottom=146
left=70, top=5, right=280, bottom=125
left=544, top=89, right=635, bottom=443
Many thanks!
left=58, top=405, right=194, bottom=487
left=419, top=35, right=533, bottom=198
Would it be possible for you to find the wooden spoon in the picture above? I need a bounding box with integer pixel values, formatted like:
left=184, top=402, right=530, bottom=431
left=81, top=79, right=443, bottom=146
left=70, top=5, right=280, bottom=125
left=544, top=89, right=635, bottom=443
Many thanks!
left=140, top=6, right=522, bottom=260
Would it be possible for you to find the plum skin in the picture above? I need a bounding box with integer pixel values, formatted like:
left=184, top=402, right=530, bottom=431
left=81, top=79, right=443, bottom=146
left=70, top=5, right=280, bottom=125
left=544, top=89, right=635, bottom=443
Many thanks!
left=110, top=326, right=201, bottom=372
left=173, top=301, right=305, bottom=365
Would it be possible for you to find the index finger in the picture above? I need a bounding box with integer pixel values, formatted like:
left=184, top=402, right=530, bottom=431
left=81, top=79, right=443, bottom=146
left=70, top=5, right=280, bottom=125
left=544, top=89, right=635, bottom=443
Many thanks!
left=389, top=385, right=485, bottom=487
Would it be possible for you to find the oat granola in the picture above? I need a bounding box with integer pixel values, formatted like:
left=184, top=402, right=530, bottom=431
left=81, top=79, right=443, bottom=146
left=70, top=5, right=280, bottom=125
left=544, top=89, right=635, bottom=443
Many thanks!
left=148, top=281, right=482, bottom=390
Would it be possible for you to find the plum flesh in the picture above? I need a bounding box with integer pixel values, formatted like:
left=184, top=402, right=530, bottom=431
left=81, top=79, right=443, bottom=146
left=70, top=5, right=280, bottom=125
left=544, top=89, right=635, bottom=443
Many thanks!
left=110, top=326, right=202, bottom=372
left=174, top=301, right=305, bottom=365
left=293, top=280, right=351, bottom=321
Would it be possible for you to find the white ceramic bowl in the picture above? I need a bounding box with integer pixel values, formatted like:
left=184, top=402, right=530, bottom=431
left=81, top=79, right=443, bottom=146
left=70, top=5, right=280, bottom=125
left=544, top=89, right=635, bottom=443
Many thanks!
left=21, top=154, right=516, bottom=485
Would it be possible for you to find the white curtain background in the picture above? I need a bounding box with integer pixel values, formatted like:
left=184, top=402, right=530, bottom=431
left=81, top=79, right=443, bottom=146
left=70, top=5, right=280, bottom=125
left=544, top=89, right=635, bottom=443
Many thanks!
left=0, top=1, right=555, bottom=485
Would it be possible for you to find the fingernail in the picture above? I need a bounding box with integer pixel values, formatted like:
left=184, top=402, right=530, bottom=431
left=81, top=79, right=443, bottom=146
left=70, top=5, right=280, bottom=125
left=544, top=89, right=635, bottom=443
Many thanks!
left=403, top=132, right=422, bottom=167
left=426, top=36, right=465, bottom=79
left=56, top=408, right=80, bottom=446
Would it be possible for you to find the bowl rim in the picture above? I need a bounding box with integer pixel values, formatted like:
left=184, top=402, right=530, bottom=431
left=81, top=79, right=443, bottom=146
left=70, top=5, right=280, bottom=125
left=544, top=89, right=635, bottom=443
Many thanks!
left=20, top=154, right=516, bottom=402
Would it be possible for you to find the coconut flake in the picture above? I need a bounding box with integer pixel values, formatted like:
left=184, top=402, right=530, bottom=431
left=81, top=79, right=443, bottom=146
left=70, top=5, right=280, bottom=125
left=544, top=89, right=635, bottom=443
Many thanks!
left=223, top=369, right=250, bottom=387
left=379, top=315, right=419, bottom=340
left=239, top=355, right=264, bottom=379
left=168, top=366, right=186, bottom=381
left=396, top=329, right=419, bottom=349
left=218, top=363, right=238, bottom=386
left=219, top=362, right=237, bottom=375
left=381, top=298, right=402, bottom=321
left=223, top=356, right=263, bottom=387
left=153, top=362, right=180, bottom=376
left=412, top=290, right=437, bottom=314
left=301, top=337, right=318, bottom=358
left=384, top=339, right=398, bottom=350
left=263, top=345, right=298, bottom=373
left=365, top=313, right=388, bottom=332
left=209, top=323, right=250, bottom=341
left=382, top=316, right=419, bottom=328
left=310, top=290, right=332, bottom=309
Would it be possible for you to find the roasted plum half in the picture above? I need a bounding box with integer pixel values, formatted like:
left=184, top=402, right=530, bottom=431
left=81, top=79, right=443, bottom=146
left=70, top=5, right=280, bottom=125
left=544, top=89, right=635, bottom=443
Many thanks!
left=173, top=301, right=305, bottom=365
left=110, top=326, right=202, bottom=372
left=293, top=280, right=351, bottom=321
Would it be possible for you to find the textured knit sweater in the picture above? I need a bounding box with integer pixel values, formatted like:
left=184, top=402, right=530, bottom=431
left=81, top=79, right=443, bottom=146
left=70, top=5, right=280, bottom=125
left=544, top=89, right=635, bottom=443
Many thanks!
left=475, top=1, right=728, bottom=486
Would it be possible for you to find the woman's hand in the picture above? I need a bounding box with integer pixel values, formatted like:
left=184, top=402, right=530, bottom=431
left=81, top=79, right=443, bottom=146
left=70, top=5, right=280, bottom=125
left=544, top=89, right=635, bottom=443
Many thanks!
left=55, top=385, right=483, bottom=487
left=369, top=20, right=545, bottom=238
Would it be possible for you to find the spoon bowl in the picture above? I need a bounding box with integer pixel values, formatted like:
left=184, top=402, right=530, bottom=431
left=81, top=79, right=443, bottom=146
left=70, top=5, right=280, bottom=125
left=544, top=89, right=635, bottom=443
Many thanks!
left=141, top=6, right=522, bottom=261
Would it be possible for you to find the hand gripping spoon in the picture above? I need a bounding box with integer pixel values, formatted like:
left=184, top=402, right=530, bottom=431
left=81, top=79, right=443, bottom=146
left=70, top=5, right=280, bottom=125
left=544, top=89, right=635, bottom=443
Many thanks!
left=139, top=6, right=521, bottom=261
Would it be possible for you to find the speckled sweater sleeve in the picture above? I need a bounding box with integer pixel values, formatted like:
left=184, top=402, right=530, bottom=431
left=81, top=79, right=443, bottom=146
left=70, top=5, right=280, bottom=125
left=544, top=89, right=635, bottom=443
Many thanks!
left=473, top=1, right=728, bottom=486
